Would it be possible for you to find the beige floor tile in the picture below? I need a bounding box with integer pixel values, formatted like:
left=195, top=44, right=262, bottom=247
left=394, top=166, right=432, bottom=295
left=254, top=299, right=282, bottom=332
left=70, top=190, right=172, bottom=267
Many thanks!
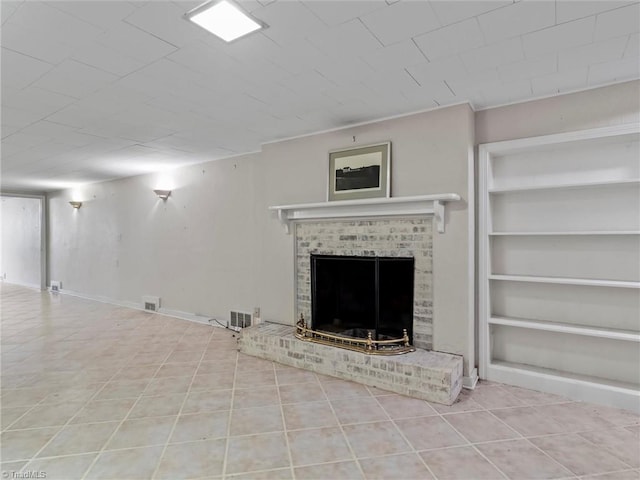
left=420, top=445, right=504, bottom=480
left=165, top=349, right=204, bottom=363
left=394, top=416, right=467, bottom=451
left=499, top=385, right=568, bottom=406
left=578, top=470, right=640, bottom=479
left=579, top=428, right=640, bottom=468
left=331, top=397, right=389, bottom=425
left=37, top=421, right=119, bottom=457
left=225, top=432, right=291, bottom=474
left=535, top=403, right=616, bottom=433
left=142, top=376, right=193, bottom=396
left=170, top=411, right=230, bottom=443
left=182, top=389, right=232, bottom=414
left=233, top=386, right=280, bottom=409
left=343, top=421, right=412, bottom=458
left=321, top=380, right=372, bottom=400
left=93, top=379, right=150, bottom=400
left=24, top=453, right=97, bottom=480
left=531, top=433, right=633, bottom=476
left=235, top=370, right=277, bottom=389
left=85, top=445, right=164, bottom=479
left=10, top=402, right=86, bottom=429
left=429, top=388, right=485, bottom=415
left=190, top=372, right=235, bottom=391
left=105, top=415, right=176, bottom=450
left=155, top=439, right=226, bottom=479
left=227, top=467, right=292, bottom=479
left=127, top=393, right=186, bottom=419
left=111, top=365, right=159, bottom=381
left=361, top=453, right=434, bottom=479
left=586, top=404, right=640, bottom=427
left=0, top=461, right=29, bottom=476
left=0, top=388, right=51, bottom=407
left=477, top=439, right=573, bottom=479
left=282, top=401, right=338, bottom=430
left=491, top=406, right=566, bottom=437
left=230, top=405, right=284, bottom=436
left=236, top=356, right=275, bottom=372
left=295, top=460, right=364, bottom=479
left=154, top=362, right=198, bottom=378
left=278, top=383, right=326, bottom=405
left=0, top=427, right=60, bottom=462
left=469, top=384, right=527, bottom=410
left=376, top=394, right=437, bottom=419
left=1, top=406, right=32, bottom=430
left=197, top=360, right=237, bottom=375
left=276, top=369, right=319, bottom=386
left=69, top=398, right=136, bottom=424
left=40, top=384, right=103, bottom=404
left=287, top=426, right=354, bottom=466
left=444, top=411, right=520, bottom=443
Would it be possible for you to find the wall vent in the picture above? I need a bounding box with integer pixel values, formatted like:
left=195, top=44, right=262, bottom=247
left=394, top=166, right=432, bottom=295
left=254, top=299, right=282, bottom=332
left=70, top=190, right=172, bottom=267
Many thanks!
left=50, top=280, right=61, bottom=292
left=142, top=295, right=161, bottom=312
left=230, top=310, right=252, bottom=329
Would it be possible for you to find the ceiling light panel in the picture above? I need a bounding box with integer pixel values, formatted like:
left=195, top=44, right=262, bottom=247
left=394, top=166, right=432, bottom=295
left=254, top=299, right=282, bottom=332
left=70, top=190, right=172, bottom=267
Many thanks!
left=184, top=0, right=266, bottom=42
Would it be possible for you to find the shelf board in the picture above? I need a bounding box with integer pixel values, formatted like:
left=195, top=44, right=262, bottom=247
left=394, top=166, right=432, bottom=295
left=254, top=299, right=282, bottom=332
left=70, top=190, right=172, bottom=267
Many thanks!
left=489, top=231, right=640, bottom=236
left=489, top=178, right=640, bottom=194
left=489, top=274, right=640, bottom=289
left=488, top=360, right=640, bottom=395
left=489, top=316, right=640, bottom=342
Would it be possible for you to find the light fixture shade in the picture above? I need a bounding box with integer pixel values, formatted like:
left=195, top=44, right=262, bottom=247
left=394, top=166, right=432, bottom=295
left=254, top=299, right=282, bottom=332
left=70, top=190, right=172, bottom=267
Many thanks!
left=154, top=189, right=171, bottom=200
left=184, top=0, right=266, bottom=42
left=69, top=201, right=82, bottom=209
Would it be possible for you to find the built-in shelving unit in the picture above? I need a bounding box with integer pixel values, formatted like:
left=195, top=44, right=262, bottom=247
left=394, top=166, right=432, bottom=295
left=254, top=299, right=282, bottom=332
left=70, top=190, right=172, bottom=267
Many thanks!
left=479, top=124, right=640, bottom=413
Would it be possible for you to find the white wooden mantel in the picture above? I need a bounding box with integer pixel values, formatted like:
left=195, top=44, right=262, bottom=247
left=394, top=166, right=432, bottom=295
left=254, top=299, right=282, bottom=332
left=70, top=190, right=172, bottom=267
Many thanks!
left=269, top=194, right=461, bottom=234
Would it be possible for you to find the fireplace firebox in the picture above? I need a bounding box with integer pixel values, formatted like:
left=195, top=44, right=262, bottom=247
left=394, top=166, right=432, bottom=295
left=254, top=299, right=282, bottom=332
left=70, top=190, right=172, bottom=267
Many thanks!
left=310, top=254, right=414, bottom=344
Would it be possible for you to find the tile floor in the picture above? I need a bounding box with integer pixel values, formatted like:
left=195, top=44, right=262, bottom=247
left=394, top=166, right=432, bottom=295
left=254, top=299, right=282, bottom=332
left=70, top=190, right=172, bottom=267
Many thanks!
left=1, top=284, right=639, bottom=480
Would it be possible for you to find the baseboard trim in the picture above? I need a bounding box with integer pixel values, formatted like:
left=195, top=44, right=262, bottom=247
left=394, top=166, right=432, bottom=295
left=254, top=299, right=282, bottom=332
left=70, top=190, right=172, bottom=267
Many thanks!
left=463, top=368, right=479, bottom=389
left=51, top=288, right=225, bottom=330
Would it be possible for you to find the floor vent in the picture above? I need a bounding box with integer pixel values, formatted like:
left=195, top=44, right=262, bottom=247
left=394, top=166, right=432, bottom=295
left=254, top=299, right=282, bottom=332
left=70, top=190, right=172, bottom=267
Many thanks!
left=142, top=296, right=161, bottom=312
left=50, top=280, right=61, bottom=292
left=230, top=310, right=252, bottom=329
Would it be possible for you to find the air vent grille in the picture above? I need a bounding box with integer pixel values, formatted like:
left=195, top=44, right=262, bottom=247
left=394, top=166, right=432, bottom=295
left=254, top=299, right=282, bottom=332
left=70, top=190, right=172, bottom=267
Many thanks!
left=142, top=296, right=161, bottom=312
left=230, top=310, right=252, bottom=329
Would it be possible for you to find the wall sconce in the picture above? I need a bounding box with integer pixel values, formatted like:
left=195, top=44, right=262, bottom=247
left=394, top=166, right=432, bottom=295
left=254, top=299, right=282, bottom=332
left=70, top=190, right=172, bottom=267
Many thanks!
left=153, top=189, right=171, bottom=200
left=69, top=201, right=82, bottom=209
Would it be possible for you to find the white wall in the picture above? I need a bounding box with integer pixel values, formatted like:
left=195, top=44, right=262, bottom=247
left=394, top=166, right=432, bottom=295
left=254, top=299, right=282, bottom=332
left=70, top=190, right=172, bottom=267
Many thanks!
left=48, top=103, right=476, bottom=374
left=1, top=195, right=42, bottom=289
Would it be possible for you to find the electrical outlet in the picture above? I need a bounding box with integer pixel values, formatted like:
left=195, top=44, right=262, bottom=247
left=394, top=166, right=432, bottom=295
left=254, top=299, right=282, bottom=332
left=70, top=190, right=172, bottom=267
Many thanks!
left=50, top=280, right=61, bottom=292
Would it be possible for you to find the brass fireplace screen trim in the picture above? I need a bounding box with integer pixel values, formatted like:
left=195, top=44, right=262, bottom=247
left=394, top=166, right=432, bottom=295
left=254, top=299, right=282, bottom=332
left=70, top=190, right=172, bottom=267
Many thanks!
left=295, top=315, right=415, bottom=355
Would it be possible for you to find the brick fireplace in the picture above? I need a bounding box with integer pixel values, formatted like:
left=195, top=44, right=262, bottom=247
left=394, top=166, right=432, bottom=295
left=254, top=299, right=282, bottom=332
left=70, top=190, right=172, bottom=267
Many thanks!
left=295, top=217, right=433, bottom=350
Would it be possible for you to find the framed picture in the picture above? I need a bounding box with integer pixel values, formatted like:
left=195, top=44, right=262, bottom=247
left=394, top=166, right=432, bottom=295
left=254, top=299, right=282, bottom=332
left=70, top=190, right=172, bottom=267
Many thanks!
left=328, top=142, right=391, bottom=201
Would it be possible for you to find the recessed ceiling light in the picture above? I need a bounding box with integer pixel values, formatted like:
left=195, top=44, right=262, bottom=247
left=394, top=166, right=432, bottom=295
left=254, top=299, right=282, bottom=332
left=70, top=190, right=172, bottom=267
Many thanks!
left=184, top=0, right=266, bottom=43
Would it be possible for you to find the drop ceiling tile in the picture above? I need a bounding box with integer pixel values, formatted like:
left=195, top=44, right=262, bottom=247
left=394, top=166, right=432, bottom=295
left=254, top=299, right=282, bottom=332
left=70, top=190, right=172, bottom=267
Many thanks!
left=1, top=1, right=20, bottom=25
left=400, top=80, right=456, bottom=105
left=303, top=0, right=387, bottom=27
left=556, top=0, right=637, bottom=23
left=405, top=56, right=468, bottom=84
left=254, top=1, right=328, bottom=46
left=588, top=55, right=640, bottom=84
left=7, top=1, right=103, bottom=48
left=362, top=68, right=420, bottom=93
left=32, top=59, right=118, bottom=99
left=96, top=21, right=177, bottom=64
left=313, top=56, right=376, bottom=86
left=469, top=79, right=533, bottom=108
left=625, top=33, right=640, bottom=57
left=277, top=69, right=337, bottom=94
left=0, top=21, right=72, bottom=64
left=1, top=105, right=46, bottom=129
left=265, top=40, right=327, bottom=75
left=477, top=0, right=555, bottom=44
left=594, top=2, right=640, bottom=41
left=2, top=131, right=51, bottom=149
left=71, top=41, right=145, bottom=77
left=124, top=1, right=203, bottom=48
left=460, top=37, right=524, bottom=72
left=559, top=37, right=628, bottom=70
left=414, top=18, right=485, bottom=61
left=1, top=86, right=76, bottom=117
left=46, top=105, right=115, bottom=129
left=531, top=67, right=588, bottom=95
left=51, top=1, right=137, bottom=29
left=308, top=19, right=382, bottom=58
left=446, top=68, right=502, bottom=94
left=360, top=0, right=440, bottom=46
left=166, top=41, right=241, bottom=77
left=498, top=54, right=557, bottom=82
left=361, top=40, right=426, bottom=71
left=522, top=17, right=596, bottom=58
left=430, top=0, right=511, bottom=26
left=0, top=48, right=54, bottom=90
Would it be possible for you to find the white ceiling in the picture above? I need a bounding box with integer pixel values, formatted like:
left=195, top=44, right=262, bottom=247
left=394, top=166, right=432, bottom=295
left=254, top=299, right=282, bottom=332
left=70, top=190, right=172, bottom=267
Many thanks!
left=1, top=0, right=639, bottom=193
